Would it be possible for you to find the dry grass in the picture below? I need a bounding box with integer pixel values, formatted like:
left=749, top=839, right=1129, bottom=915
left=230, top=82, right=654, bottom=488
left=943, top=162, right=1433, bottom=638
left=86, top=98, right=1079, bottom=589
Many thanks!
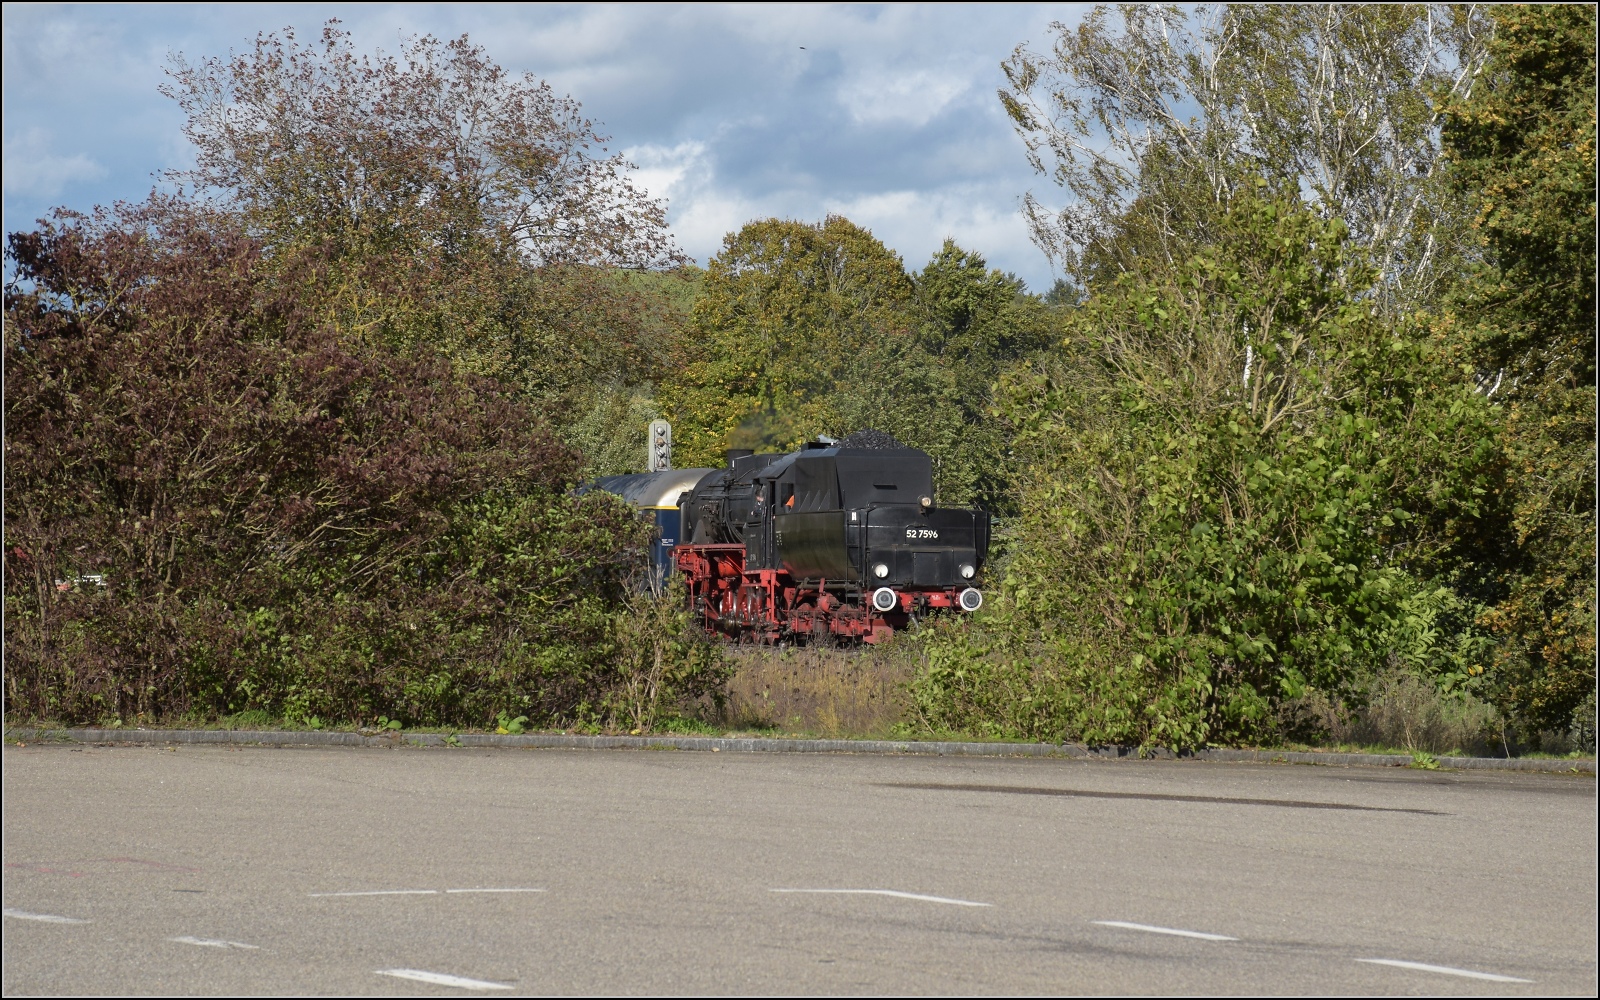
left=704, top=650, right=1587, bottom=757
left=1285, top=669, right=1506, bottom=756
left=717, top=643, right=917, bottom=738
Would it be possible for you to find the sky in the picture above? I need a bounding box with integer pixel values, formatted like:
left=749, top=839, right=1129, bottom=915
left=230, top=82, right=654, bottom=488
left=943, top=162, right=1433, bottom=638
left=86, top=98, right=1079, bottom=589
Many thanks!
left=1, top=3, right=1086, bottom=292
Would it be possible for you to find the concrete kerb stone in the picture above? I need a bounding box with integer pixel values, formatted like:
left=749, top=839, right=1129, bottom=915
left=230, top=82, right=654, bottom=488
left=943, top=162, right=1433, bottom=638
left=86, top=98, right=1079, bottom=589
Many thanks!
left=3, top=726, right=1594, bottom=774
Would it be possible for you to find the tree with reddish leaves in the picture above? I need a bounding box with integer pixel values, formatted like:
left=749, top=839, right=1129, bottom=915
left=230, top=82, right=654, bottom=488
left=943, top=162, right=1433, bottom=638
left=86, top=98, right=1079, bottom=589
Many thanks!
left=5, top=24, right=724, bottom=729
left=4, top=200, right=659, bottom=727
left=164, top=21, right=679, bottom=270
left=163, top=22, right=691, bottom=473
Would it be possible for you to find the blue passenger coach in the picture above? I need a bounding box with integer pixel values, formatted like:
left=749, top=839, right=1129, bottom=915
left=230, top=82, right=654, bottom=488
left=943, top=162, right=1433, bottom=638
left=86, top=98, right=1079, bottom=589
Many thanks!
left=587, top=468, right=718, bottom=581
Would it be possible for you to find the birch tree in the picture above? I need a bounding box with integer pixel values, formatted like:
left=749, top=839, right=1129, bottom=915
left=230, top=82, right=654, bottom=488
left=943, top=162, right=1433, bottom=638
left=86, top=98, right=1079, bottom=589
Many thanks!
left=1000, top=3, right=1492, bottom=311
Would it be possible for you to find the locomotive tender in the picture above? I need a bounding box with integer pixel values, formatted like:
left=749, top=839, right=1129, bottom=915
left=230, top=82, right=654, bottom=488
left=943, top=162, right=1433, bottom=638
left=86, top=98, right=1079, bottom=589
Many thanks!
left=595, top=430, right=991, bottom=644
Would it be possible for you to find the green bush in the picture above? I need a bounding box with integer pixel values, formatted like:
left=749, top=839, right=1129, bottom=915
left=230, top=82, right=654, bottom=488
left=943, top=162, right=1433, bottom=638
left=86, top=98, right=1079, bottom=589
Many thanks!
left=607, top=580, right=732, bottom=732
left=911, top=193, right=1500, bottom=749
left=3, top=204, right=664, bottom=729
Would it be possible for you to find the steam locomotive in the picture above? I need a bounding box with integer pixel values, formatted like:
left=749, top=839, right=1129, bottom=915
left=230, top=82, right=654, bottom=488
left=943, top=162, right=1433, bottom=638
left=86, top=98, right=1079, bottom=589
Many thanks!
left=592, top=431, right=991, bottom=644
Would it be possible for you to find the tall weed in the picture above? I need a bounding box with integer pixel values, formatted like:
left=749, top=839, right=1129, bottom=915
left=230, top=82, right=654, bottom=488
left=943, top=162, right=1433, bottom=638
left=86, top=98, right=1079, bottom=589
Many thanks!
left=1286, top=671, right=1502, bottom=755
left=608, top=581, right=731, bottom=732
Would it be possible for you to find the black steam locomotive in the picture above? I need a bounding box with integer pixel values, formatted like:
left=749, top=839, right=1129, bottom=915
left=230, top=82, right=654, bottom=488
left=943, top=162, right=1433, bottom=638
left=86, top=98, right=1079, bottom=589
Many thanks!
left=596, top=431, right=990, bottom=643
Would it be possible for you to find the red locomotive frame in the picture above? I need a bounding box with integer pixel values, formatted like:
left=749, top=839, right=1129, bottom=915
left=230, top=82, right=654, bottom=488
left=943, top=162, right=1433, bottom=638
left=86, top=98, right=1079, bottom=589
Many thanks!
left=673, top=543, right=966, bottom=645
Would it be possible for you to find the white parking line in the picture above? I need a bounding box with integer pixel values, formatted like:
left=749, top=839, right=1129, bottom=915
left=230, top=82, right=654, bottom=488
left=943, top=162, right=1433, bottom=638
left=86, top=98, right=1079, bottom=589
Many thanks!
left=1093, top=920, right=1237, bottom=942
left=171, top=936, right=260, bottom=950
left=308, top=889, right=438, bottom=897
left=444, top=888, right=546, bottom=894
left=1357, top=958, right=1534, bottom=983
left=376, top=968, right=514, bottom=990
left=3, top=908, right=89, bottom=924
left=770, top=888, right=991, bottom=907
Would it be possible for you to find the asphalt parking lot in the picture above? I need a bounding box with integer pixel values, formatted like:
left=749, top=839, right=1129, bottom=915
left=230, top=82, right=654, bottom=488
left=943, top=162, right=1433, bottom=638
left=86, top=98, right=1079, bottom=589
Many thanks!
left=4, top=743, right=1595, bottom=995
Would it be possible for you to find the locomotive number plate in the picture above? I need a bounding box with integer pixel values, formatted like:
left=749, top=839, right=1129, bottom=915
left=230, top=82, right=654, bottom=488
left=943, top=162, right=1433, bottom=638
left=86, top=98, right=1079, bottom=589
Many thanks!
left=905, top=528, right=940, bottom=539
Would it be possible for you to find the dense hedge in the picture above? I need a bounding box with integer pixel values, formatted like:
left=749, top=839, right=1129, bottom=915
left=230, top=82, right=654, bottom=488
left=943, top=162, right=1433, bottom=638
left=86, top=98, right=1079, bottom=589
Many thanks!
left=4, top=204, right=666, bottom=727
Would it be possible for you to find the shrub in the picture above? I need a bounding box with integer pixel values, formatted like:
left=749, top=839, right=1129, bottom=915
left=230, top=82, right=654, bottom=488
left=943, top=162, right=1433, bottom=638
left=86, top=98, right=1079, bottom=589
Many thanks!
left=4, top=202, right=651, bottom=727
left=606, top=580, right=731, bottom=732
left=910, top=193, right=1500, bottom=749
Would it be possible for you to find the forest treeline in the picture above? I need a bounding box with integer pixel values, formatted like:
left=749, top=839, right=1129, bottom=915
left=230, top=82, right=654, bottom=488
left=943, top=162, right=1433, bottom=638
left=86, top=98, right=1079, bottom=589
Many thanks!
left=5, top=6, right=1594, bottom=750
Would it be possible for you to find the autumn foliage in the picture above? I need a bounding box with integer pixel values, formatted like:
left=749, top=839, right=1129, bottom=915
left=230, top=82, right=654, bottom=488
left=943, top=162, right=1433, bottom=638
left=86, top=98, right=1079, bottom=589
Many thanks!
left=2, top=201, right=663, bottom=726
left=2, top=26, right=726, bottom=730
left=4, top=12, right=1593, bottom=749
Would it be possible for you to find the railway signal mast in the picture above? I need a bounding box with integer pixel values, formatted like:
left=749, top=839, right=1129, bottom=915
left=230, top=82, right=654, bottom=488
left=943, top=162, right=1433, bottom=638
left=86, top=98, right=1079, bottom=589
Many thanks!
left=648, top=420, right=672, bottom=472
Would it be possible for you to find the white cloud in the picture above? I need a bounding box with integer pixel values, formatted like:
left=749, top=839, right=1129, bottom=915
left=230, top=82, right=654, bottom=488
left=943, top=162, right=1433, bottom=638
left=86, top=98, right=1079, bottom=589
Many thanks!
left=2, top=128, right=106, bottom=199
left=3, top=3, right=1084, bottom=289
left=628, top=134, right=1049, bottom=284
left=625, top=139, right=761, bottom=261
left=836, top=69, right=970, bottom=127
left=823, top=186, right=1044, bottom=281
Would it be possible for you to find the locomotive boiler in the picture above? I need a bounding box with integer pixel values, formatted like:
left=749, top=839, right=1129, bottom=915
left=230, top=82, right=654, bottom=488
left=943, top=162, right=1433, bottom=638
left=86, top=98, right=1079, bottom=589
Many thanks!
left=598, top=430, right=990, bottom=644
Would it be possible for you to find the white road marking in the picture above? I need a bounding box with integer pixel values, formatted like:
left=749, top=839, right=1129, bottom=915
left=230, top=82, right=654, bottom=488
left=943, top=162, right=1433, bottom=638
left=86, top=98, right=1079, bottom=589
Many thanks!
left=1093, top=920, right=1238, bottom=941
left=444, top=888, right=546, bottom=894
left=171, top=936, right=260, bottom=950
left=310, top=887, right=546, bottom=898
left=1357, top=958, right=1534, bottom=983
left=770, top=888, right=991, bottom=907
left=3, top=908, right=89, bottom=924
left=308, top=889, right=438, bottom=897
left=376, top=968, right=514, bottom=991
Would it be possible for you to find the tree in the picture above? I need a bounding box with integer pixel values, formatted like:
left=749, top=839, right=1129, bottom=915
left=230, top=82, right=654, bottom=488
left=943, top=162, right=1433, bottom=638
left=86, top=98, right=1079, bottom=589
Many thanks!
left=1441, top=5, right=1596, bottom=734
left=832, top=240, right=1058, bottom=510
left=659, top=216, right=915, bottom=467
left=912, top=192, right=1499, bottom=748
left=1000, top=3, right=1491, bottom=310
left=660, top=220, right=1059, bottom=509
left=163, top=22, right=689, bottom=471
left=3, top=201, right=654, bottom=726
left=164, top=21, right=676, bottom=268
